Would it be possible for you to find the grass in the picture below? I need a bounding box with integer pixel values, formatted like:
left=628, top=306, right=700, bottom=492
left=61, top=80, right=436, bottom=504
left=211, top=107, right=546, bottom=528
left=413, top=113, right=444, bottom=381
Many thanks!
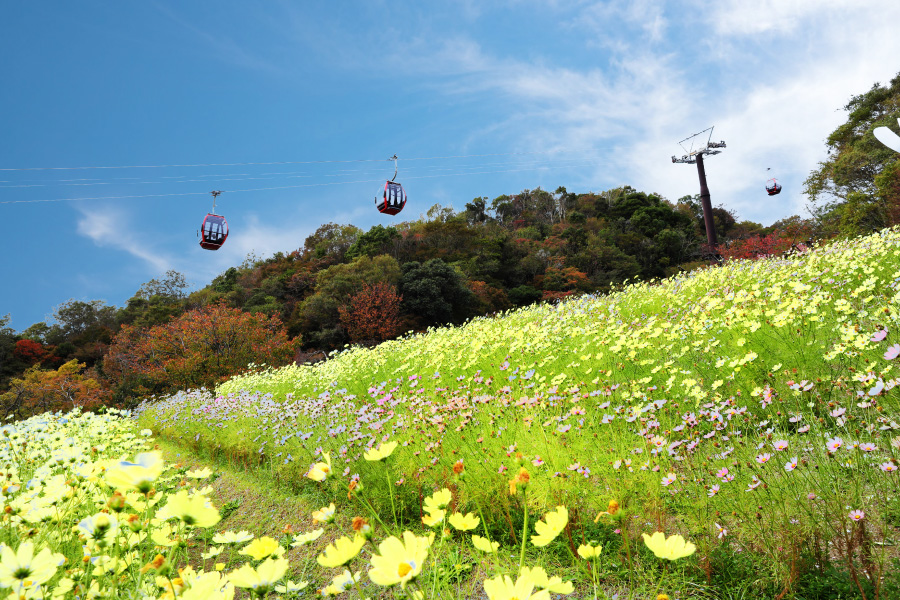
left=132, top=227, right=900, bottom=598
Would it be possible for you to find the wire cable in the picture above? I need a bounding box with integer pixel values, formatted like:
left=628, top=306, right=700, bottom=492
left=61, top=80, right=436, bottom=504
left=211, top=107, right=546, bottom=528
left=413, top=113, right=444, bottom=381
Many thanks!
left=0, top=156, right=607, bottom=189
left=0, top=162, right=600, bottom=205
left=0, top=150, right=564, bottom=172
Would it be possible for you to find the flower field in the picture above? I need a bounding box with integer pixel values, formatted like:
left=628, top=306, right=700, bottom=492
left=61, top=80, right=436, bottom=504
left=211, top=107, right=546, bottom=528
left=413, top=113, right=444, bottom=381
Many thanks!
left=11, top=228, right=900, bottom=598
left=138, top=229, right=900, bottom=598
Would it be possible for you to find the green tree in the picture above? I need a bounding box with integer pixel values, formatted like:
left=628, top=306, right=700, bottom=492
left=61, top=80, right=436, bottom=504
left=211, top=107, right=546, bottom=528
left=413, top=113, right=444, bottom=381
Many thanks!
left=298, top=255, right=402, bottom=347
left=0, top=315, right=19, bottom=388
left=46, top=299, right=117, bottom=345
left=805, top=72, right=900, bottom=235
left=400, top=259, right=474, bottom=327
left=118, top=271, right=190, bottom=328
left=303, top=223, right=362, bottom=263
left=346, top=225, right=400, bottom=260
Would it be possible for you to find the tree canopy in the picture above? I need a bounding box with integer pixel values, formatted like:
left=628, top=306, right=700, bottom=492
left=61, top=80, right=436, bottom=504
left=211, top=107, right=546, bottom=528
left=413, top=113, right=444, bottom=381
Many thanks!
left=805, top=71, right=900, bottom=235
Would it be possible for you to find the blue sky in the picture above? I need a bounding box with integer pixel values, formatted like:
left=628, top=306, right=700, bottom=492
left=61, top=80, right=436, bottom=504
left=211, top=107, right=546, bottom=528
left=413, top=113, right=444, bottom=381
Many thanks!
left=2, top=1, right=899, bottom=330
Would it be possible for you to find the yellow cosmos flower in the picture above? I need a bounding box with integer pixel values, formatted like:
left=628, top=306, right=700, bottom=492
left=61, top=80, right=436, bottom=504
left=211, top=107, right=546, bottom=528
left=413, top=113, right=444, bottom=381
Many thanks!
left=321, top=570, right=361, bottom=596
left=105, top=451, right=165, bottom=493
left=471, top=535, right=499, bottom=553
left=368, top=531, right=430, bottom=588
left=239, top=537, right=285, bottom=561
left=317, top=535, right=366, bottom=568
left=422, top=509, right=445, bottom=528
left=0, top=541, right=64, bottom=592
left=423, top=488, right=452, bottom=514
left=290, top=528, right=324, bottom=547
left=531, top=506, right=568, bottom=547
left=642, top=532, right=696, bottom=561
left=577, top=543, right=603, bottom=560
left=201, top=547, right=223, bottom=560
left=520, top=566, right=574, bottom=594
left=363, top=441, right=398, bottom=461
left=312, top=503, right=336, bottom=524
left=305, top=452, right=333, bottom=482
left=77, top=512, right=119, bottom=547
left=275, top=580, right=309, bottom=594
left=228, top=557, right=289, bottom=596
left=449, top=512, right=480, bottom=531
left=180, top=571, right=234, bottom=600
left=483, top=573, right=550, bottom=600
left=156, top=490, right=221, bottom=528
left=150, top=522, right=180, bottom=547
left=185, top=467, right=213, bottom=479
left=212, top=530, right=253, bottom=545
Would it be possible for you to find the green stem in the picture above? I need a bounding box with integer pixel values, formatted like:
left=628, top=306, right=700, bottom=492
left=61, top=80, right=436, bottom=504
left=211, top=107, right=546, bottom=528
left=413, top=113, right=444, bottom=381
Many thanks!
left=385, top=470, right=398, bottom=528
left=519, top=488, right=529, bottom=570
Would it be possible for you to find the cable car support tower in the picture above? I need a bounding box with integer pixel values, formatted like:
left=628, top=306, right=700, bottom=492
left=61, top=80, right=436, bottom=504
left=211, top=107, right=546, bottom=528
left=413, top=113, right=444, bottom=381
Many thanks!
left=671, top=127, right=726, bottom=252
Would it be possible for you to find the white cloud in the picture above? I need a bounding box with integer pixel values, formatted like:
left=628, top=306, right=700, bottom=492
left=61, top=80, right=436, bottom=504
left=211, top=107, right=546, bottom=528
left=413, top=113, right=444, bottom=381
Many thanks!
left=376, top=0, right=900, bottom=224
left=706, top=0, right=874, bottom=36
left=76, top=206, right=172, bottom=272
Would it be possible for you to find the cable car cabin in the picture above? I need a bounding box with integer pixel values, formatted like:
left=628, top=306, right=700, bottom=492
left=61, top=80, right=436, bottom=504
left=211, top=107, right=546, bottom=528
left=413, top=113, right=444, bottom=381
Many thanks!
left=376, top=181, right=407, bottom=215
left=765, top=179, right=782, bottom=196
left=199, top=213, right=229, bottom=250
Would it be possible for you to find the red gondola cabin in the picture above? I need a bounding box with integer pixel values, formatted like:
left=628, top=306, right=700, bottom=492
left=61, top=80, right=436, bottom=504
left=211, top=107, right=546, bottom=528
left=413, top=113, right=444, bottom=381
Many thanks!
left=200, top=213, right=229, bottom=250
left=376, top=181, right=407, bottom=215
left=765, top=179, right=782, bottom=196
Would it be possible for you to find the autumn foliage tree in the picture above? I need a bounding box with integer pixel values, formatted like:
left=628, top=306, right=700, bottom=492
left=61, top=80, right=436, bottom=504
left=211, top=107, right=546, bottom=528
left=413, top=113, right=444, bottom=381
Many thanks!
left=13, top=339, right=47, bottom=365
left=0, top=360, right=109, bottom=420
left=105, top=303, right=298, bottom=401
left=719, top=231, right=800, bottom=261
left=338, top=282, right=403, bottom=343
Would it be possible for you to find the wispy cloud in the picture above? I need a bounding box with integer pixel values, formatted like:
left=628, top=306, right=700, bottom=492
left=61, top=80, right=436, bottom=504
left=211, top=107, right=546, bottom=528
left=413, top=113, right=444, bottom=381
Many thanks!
left=367, top=0, right=900, bottom=223
left=76, top=206, right=172, bottom=272
left=151, top=2, right=281, bottom=74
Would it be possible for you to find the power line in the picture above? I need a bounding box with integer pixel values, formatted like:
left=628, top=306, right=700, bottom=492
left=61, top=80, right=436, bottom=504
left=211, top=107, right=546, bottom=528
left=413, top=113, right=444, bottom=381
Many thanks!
left=0, top=162, right=602, bottom=205
left=0, top=150, right=562, bottom=173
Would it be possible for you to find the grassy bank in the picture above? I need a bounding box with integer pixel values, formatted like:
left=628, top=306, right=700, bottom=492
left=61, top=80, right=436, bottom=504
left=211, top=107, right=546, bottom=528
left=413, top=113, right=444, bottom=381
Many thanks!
left=127, top=228, right=900, bottom=597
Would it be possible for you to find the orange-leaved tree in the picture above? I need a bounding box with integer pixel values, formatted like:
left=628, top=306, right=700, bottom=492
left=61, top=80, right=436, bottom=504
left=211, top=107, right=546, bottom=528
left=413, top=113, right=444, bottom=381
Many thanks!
left=0, top=359, right=109, bottom=420
left=338, top=282, right=403, bottom=343
left=105, top=303, right=298, bottom=402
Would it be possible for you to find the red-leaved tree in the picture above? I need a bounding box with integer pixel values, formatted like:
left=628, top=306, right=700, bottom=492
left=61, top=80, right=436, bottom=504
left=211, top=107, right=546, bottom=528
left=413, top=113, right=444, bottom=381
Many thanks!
left=338, top=282, right=403, bottom=343
left=14, top=339, right=47, bottom=365
left=719, top=231, right=797, bottom=261
left=105, top=303, right=298, bottom=400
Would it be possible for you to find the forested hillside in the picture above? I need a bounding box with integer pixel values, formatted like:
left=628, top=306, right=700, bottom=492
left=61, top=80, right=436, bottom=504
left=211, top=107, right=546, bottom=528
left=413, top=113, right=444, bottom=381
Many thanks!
left=3, top=70, right=900, bottom=416
left=1, top=186, right=805, bottom=412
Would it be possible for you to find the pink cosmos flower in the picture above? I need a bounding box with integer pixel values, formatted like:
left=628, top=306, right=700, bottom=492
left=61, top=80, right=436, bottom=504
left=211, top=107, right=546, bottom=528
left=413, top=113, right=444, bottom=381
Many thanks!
left=880, top=462, right=897, bottom=472
left=871, top=329, right=888, bottom=342
left=708, top=485, right=720, bottom=497
left=826, top=437, right=843, bottom=453
left=885, top=344, right=900, bottom=361
left=661, top=473, right=676, bottom=486
left=860, top=442, right=876, bottom=452
left=756, top=453, right=772, bottom=464
left=773, top=440, right=789, bottom=451
left=716, top=467, right=729, bottom=479
left=784, top=457, right=798, bottom=472
left=715, top=523, right=727, bottom=539
left=849, top=509, right=865, bottom=522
